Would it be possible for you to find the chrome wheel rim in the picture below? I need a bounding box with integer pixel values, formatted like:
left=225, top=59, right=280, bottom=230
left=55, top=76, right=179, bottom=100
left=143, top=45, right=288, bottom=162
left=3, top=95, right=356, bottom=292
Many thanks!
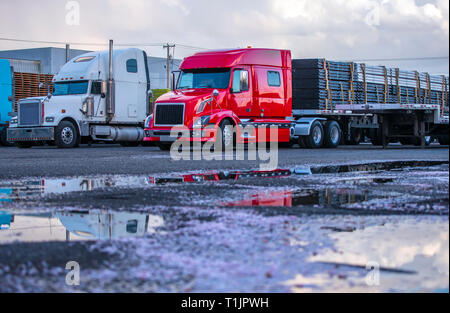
left=330, top=126, right=339, bottom=144
left=313, top=126, right=322, bottom=145
left=223, top=126, right=233, bottom=147
left=61, top=127, right=74, bottom=145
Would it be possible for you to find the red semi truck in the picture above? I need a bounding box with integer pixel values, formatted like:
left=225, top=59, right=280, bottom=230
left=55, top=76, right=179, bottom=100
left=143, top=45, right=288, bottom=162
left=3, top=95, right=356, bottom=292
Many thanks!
left=144, top=48, right=449, bottom=150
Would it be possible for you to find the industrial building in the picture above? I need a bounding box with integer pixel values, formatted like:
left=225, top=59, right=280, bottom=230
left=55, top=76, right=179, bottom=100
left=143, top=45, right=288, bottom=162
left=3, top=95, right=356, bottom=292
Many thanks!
left=0, top=47, right=181, bottom=90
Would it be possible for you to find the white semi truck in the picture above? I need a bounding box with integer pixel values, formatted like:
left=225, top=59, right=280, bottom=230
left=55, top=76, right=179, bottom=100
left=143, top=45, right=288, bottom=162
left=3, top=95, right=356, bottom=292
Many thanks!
left=7, top=41, right=151, bottom=148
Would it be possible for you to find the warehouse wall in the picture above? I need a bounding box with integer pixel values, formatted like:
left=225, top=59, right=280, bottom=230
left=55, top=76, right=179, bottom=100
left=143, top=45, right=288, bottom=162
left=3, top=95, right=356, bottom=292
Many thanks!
left=0, top=47, right=181, bottom=90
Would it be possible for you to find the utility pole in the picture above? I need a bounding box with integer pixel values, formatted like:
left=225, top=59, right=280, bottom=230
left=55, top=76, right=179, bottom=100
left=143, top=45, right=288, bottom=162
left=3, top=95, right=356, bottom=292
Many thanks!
left=163, top=43, right=175, bottom=89
left=65, top=44, right=70, bottom=63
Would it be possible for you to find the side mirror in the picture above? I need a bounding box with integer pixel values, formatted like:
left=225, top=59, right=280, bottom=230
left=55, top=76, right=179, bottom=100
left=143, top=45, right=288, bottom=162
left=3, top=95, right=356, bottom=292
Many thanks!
left=39, top=83, right=44, bottom=89
left=101, top=93, right=106, bottom=99
left=101, top=81, right=108, bottom=94
left=213, top=89, right=219, bottom=97
left=47, top=93, right=52, bottom=99
left=7, top=96, right=13, bottom=102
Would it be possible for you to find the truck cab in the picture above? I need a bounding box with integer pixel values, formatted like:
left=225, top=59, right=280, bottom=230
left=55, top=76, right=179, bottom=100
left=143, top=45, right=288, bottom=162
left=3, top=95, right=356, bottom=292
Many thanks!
left=144, top=48, right=293, bottom=150
left=0, top=59, right=13, bottom=146
left=8, top=45, right=151, bottom=148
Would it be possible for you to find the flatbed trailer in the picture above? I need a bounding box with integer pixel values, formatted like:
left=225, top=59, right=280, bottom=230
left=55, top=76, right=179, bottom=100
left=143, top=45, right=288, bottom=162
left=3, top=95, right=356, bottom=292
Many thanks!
left=144, top=49, right=449, bottom=150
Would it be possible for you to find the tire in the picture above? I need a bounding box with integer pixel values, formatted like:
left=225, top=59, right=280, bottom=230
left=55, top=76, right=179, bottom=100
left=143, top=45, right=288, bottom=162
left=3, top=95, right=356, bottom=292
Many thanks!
left=16, top=142, right=33, bottom=149
left=55, top=121, right=79, bottom=148
left=218, top=119, right=235, bottom=151
left=413, top=136, right=431, bottom=147
left=297, top=136, right=307, bottom=148
left=399, top=138, right=413, bottom=146
left=369, top=128, right=384, bottom=146
left=279, top=141, right=295, bottom=149
left=438, top=135, right=449, bottom=146
left=157, top=142, right=172, bottom=151
left=323, top=121, right=341, bottom=149
left=304, top=121, right=324, bottom=149
left=120, top=142, right=141, bottom=147
left=345, top=128, right=362, bottom=145
left=0, top=128, right=14, bottom=147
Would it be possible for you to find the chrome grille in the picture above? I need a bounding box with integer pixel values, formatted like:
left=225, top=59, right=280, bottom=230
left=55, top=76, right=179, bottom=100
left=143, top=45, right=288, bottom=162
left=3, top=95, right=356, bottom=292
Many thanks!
left=19, top=101, right=41, bottom=126
left=154, top=104, right=185, bottom=126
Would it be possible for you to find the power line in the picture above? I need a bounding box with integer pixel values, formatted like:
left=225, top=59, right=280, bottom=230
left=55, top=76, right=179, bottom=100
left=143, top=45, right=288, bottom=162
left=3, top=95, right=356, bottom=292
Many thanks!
left=343, top=56, right=449, bottom=62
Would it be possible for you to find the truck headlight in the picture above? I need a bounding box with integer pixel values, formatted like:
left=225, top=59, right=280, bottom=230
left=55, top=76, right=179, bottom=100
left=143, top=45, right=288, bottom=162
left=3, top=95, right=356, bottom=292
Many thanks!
left=10, top=117, right=18, bottom=124
left=196, top=99, right=210, bottom=114
left=193, top=115, right=210, bottom=129
left=45, top=117, right=55, bottom=123
left=144, top=114, right=153, bottom=128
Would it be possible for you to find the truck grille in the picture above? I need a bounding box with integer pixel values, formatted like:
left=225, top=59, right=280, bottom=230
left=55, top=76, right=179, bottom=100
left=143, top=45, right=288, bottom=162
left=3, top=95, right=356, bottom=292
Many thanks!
left=154, top=104, right=185, bottom=126
left=19, top=101, right=41, bottom=126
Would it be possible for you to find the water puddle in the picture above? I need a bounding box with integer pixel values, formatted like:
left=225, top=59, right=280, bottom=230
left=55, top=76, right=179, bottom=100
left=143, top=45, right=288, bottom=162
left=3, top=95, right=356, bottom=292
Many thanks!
left=0, top=209, right=164, bottom=243
left=284, top=217, right=449, bottom=292
left=0, top=161, right=446, bottom=203
left=223, top=188, right=384, bottom=207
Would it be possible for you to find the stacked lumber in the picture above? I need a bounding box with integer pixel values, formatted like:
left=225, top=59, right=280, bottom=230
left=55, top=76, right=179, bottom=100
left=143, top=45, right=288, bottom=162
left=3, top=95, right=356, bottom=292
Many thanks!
left=292, top=59, right=449, bottom=112
left=12, top=72, right=54, bottom=112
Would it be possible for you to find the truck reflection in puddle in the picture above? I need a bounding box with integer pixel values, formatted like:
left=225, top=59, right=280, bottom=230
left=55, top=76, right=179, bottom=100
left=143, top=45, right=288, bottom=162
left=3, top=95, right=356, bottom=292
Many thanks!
left=0, top=210, right=164, bottom=243
left=223, top=189, right=372, bottom=207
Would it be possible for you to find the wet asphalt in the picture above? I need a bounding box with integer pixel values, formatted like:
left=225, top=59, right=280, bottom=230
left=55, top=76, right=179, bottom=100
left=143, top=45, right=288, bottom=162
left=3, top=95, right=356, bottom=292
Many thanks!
left=0, top=144, right=448, bottom=293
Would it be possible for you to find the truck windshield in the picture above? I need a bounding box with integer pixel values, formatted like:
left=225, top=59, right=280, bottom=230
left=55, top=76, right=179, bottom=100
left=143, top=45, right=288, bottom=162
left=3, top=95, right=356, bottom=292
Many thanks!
left=53, top=81, right=89, bottom=96
left=177, top=69, right=231, bottom=90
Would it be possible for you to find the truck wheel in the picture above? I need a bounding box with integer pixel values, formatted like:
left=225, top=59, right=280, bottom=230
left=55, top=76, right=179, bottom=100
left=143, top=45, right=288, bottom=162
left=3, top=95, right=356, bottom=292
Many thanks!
left=16, top=142, right=33, bottom=149
left=0, top=128, right=14, bottom=147
left=324, top=121, right=341, bottom=148
left=297, top=136, right=307, bottom=148
left=413, top=136, right=431, bottom=146
left=120, top=142, right=141, bottom=147
left=305, top=121, right=324, bottom=149
left=219, top=119, right=235, bottom=151
left=345, top=128, right=362, bottom=145
left=438, top=135, right=449, bottom=146
left=55, top=121, right=79, bottom=148
left=157, top=142, right=172, bottom=151
left=369, top=128, right=384, bottom=146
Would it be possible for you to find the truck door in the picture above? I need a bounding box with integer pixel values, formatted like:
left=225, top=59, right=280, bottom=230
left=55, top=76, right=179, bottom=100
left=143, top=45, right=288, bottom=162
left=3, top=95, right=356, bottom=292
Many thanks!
left=90, top=81, right=106, bottom=117
left=228, top=67, right=254, bottom=117
left=255, top=67, right=285, bottom=118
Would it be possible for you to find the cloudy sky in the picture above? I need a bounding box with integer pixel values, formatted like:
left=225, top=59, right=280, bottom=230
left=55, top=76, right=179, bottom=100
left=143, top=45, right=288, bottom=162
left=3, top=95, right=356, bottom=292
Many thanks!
left=0, top=0, right=448, bottom=74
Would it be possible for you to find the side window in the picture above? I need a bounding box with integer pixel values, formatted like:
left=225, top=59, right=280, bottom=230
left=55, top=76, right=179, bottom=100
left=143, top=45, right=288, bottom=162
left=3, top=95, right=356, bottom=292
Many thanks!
left=126, top=59, right=138, bottom=73
left=232, top=69, right=249, bottom=93
left=91, top=81, right=101, bottom=95
left=268, top=71, right=281, bottom=87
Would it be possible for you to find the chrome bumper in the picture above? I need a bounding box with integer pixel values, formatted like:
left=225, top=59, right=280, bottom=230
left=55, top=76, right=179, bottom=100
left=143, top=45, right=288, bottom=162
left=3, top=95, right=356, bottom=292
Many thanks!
left=7, top=127, right=54, bottom=142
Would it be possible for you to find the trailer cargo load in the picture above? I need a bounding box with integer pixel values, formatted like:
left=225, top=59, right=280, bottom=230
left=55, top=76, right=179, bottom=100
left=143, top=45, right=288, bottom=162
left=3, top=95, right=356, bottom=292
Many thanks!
left=292, top=59, right=449, bottom=111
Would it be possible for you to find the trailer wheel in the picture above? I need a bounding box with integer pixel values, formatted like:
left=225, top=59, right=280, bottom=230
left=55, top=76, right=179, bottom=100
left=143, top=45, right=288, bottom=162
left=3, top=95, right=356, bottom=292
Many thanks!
left=305, top=121, right=324, bottom=149
left=324, top=121, right=341, bottom=149
left=55, top=121, right=79, bottom=148
left=345, top=128, right=362, bottom=145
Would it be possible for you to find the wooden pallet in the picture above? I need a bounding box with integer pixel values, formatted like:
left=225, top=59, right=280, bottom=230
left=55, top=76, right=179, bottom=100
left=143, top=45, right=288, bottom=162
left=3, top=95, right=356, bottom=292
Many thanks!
left=13, top=72, right=54, bottom=112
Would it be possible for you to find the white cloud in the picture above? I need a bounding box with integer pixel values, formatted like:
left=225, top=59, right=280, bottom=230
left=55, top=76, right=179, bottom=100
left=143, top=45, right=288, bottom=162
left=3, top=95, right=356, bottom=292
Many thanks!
left=0, top=0, right=447, bottom=74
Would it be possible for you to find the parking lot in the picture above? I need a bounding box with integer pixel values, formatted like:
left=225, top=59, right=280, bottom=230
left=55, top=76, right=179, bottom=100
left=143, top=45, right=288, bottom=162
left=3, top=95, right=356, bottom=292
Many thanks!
left=0, top=144, right=448, bottom=292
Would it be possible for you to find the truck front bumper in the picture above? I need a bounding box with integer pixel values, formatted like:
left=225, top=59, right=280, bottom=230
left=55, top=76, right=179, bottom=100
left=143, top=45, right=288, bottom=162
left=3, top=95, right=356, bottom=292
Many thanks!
left=7, top=127, right=54, bottom=142
left=144, top=129, right=216, bottom=143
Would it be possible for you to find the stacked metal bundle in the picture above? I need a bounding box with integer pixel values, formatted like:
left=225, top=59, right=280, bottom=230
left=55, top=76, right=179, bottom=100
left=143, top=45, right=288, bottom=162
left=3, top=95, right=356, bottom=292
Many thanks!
left=292, top=58, right=449, bottom=111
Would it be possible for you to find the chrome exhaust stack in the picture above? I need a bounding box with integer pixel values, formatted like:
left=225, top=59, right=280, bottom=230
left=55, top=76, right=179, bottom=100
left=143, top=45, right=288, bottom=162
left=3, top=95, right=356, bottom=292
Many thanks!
left=106, top=39, right=115, bottom=121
